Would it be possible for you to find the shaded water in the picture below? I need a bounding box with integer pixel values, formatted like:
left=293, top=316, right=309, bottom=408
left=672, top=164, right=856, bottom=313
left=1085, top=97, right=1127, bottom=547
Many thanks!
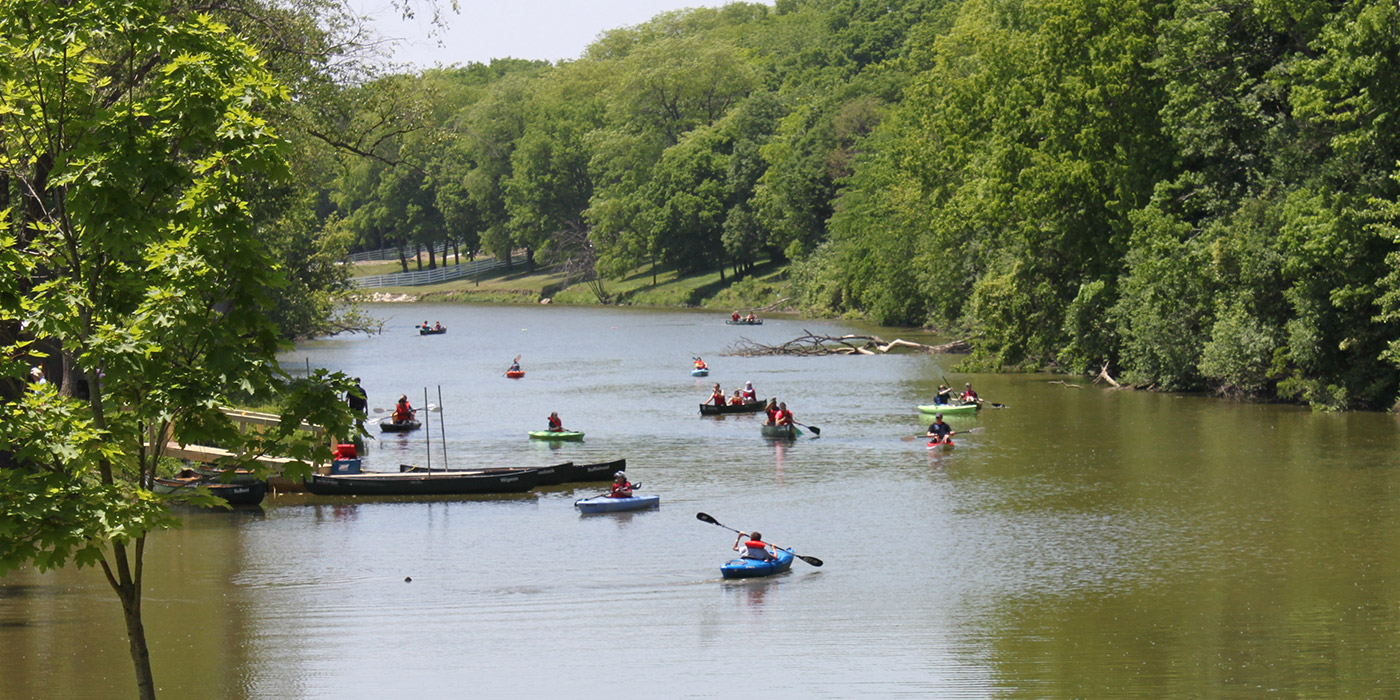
left=3, top=304, right=1399, bottom=698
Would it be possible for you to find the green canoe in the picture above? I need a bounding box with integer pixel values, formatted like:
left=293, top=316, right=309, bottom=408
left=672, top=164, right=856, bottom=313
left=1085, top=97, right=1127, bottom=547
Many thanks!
left=916, top=402, right=980, bottom=415
left=529, top=430, right=585, bottom=441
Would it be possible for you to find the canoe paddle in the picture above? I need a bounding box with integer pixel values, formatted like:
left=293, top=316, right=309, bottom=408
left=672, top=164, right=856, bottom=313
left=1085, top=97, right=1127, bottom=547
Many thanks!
left=794, top=421, right=821, bottom=436
left=695, top=512, right=823, bottom=567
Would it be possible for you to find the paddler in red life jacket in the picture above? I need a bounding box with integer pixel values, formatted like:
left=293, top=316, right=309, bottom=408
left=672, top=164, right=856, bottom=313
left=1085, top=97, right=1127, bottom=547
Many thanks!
left=763, top=398, right=779, bottom=425
left=729, top=390, right=744, bottom=406
left=734, top=530, right=776, bottom=561
left=392, top=395, right=415, bottom=423
left=731, top=311, right=741, bottom=322
left=547, top=411, right=564, bottom=432
left=709, top=383, right=726, bottom=406
left=607, top=471, right=633, bottom=498
left=775, top=402, right=794, bottom=426
left=740, top=381, right=757, bottom=403
left=961, top=382, right=981, bottom=405
left=694, top=357, right=708, bottom=370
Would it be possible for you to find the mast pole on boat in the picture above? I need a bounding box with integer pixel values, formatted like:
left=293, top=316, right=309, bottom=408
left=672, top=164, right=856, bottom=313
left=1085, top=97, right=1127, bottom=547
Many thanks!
left=438, top=385, right=449, bottom=470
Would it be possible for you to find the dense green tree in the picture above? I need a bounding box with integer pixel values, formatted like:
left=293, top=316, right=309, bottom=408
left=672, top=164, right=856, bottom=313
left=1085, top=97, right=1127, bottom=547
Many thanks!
left=0, top=3, right=352, bottom=699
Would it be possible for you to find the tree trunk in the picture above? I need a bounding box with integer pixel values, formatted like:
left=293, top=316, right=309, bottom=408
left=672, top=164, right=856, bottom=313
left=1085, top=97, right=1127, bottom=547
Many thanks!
left=525, top=247, right=535, bottom=272
left=426, top=243, right=436, bottom=270
left=106, top=539, right=157, bottom=700
left=396, top=245, right=408, bottom=273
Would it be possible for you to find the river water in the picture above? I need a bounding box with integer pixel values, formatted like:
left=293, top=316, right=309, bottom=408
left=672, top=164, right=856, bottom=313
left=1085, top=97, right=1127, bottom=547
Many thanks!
left=3, top=304, right=1400, bottom=699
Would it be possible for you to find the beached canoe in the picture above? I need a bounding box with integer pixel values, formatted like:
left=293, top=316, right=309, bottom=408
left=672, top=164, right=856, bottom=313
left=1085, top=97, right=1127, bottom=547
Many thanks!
left=916, top=403, right=980, bottom=415
left=760, top=423, right=798, bottom=439
left=379, top=418, right=421, bottom=432
left=699, top=401, right=766, bottom=415
left=529, top=430, right=584, bottom=441
left=150, top=471, right=268, bottom=507
left=575, top=494, right=661, bottom=514
left=720, top=548, right=795, bottom=579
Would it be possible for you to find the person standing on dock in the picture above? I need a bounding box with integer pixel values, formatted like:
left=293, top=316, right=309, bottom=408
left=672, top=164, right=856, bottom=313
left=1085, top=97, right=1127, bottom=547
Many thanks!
left=347, top=378, right=367, bottom=417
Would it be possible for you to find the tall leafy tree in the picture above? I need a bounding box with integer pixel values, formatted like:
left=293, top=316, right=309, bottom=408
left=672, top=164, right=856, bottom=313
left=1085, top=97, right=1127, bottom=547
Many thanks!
left=0, top=3, right=351, bottom=698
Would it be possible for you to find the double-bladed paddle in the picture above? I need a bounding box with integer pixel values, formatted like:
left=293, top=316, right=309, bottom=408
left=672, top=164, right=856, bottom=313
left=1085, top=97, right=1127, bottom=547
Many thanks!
left=695, top=512, right=823, bottom=567
left=372, top=403, right=441, bottom=414
left=900, top=426, right=984, bottom=442
left=574, top=483, right=643, bottom=505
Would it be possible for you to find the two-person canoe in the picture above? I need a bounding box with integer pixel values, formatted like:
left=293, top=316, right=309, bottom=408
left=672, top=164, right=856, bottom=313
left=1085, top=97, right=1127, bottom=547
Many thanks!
left=305, top=467, right=539, bottom=496
left=419, top=327, right=447, bottom=335
left=725, top=319, right=763, bottom=325
left=720, top=548, right=794, bottom=579
left=916, top=403, right=980, bottom=415
left=379, top=418, right=421, bottom=432
left=760, top=423, right=799, bottom=439
left=529, top=430, right=584, bottom=441
left=691, top=368, right=710, bottom=377
left=699, top=401, right=766, bottom=415
left=575, top=494, right=661, bottom=514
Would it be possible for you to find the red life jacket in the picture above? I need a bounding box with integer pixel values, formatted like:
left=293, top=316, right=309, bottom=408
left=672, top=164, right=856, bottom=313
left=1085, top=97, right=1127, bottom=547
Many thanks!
left=548, top=416, right=562, bottom=430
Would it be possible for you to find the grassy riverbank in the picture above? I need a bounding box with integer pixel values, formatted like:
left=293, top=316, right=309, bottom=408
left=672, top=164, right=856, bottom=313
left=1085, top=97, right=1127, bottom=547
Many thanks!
left=357, top=257, right=795, bottom=313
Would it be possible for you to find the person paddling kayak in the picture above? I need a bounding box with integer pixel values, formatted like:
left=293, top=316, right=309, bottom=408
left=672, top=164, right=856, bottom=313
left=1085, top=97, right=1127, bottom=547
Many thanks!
left=733, top=530, right=777, bottom=561
left=392, top=395, right=416, bottom=424
left=926, top=413, right=954, bottom=443
left=607, top=471, right=634, bottom=498
left=547, top=411, right=565, bottom=432
left=960, top=382, right=982, bottom=405
left=935, top=384, right=952, bottom=405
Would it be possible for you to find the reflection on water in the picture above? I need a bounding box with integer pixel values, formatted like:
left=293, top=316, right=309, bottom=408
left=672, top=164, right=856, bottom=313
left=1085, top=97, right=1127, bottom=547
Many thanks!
left=3, top=304, right=1400, bottom=699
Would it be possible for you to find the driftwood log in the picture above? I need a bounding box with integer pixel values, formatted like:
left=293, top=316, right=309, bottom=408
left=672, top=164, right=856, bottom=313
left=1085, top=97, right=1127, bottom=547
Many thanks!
left=726, top=330, right=970, bottom=356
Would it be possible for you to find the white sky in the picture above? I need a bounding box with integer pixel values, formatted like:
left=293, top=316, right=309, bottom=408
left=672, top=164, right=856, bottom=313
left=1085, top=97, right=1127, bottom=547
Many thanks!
left=348, top=0, right=751, bottom=69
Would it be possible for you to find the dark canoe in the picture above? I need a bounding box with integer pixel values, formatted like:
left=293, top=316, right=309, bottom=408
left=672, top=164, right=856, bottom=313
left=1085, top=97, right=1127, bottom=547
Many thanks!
left=561, top=458, right=626, bottom=483
left=760, top=423, right=798, bottom=440
left=699, top=401, right=766, bottom=416
left=419, top=327, right=447, bottom=335
left=379, top=418, right=421, bottom=432
left=400, top=461, right=573, bottom=487
left=725, top=319, right=763, bottom=325
left=151, top=474, right=268, bottom=507
left=305, top=468, right=539, bottom=496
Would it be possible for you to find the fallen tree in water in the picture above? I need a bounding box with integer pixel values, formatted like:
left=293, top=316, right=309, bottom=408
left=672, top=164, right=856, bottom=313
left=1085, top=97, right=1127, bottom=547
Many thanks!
left=727, top=331, right=970, bottom=356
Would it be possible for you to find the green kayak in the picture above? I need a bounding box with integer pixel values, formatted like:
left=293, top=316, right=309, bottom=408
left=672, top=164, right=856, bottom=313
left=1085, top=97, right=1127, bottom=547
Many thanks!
left=916, top=402, right=980, bottom=415
left=529, top=430, right=585, bottom=441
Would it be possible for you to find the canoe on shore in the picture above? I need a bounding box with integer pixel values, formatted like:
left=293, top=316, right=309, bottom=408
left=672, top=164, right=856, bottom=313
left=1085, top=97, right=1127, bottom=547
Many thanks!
left=150, top=471, right=268, bottom=507
left=721, top=548, right=794, bottom=579
left=700, top=401, right=765, bottom=415
left=575, top=494, right=661, bottom=514
left=916, top=403, right=980, bottom=415
left=304, top=467, right=539, bottom=496
left=529, top=430, right=584, bottom=441
left=760, top=423, right=798, bottom=439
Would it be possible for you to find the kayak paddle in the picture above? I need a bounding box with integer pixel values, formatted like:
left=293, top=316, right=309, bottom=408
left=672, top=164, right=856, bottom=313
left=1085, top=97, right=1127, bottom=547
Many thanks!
left=695, top=512, right=823, bottom=567
left=900, top=427, right=984, bottom=441
left=575, top=483, right=642, bottom=505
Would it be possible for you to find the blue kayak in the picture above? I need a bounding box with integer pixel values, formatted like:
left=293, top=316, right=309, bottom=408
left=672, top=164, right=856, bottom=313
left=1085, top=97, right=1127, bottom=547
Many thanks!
left=720, top=548, right=795, bottom=579
left=691, top=368, right=709, bottom=377
left=575, top=494, right=660, bottom=514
